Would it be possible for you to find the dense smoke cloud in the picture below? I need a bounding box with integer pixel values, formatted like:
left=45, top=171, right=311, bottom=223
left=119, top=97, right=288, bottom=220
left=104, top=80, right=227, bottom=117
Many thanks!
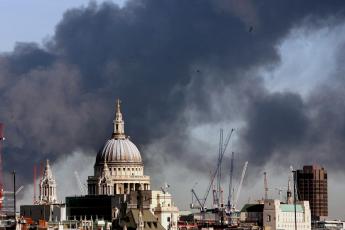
left=0, top=0, right=345, bottom=198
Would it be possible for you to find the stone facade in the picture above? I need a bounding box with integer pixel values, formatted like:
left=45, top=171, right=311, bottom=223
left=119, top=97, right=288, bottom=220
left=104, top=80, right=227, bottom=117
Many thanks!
left=39, top=160, right=57, bottom=204
left=263, top=199, right=311, bottom=230
left=87, top=99, right=150, bottom=195
left=128, top=190, right=179, bottom=230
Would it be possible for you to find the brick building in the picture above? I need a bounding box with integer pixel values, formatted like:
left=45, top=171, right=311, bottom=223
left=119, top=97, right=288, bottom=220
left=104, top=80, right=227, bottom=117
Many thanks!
left=296, top=165, right=328, bottom=220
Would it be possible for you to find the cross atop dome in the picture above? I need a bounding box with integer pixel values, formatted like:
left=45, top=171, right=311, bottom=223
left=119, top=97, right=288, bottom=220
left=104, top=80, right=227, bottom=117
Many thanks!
left=113, top=98, right=126, bottom=139
left=116, top=99, right=121, bottom=112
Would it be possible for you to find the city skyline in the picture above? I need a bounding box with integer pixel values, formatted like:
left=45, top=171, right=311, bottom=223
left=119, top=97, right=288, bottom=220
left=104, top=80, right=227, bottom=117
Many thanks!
left=0, top=0, right=345, bottom=220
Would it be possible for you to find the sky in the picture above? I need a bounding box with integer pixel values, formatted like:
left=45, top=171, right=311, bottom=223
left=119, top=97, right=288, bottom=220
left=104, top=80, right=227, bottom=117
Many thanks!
left=1, top=0, right=345, bottom=220
left=0, top=0, right=126, bottom=52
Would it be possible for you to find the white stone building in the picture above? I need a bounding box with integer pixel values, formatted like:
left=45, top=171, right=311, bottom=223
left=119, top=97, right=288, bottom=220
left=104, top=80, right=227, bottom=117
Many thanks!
left=39, top=160, right=57, bottom=204
left=263, top=199, right=311, bottom=230
left=21, top=159, right=66, bottom=222
left=84, top=99, right=179, bottom=229
left=87, top=99, right=151, bottom=195
left=128, top=190, right=179, bottom=230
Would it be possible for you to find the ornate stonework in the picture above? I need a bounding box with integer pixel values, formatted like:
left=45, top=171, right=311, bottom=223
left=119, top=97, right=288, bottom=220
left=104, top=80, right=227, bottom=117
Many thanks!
left=87, top=100, right=150, bottom=195
left=39, top=160, right=57, bottom=204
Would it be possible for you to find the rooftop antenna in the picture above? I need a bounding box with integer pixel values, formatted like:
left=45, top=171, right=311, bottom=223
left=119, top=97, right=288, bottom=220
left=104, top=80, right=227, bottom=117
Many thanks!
left=34, top=164, right=37, bottom=204
left=160, top=182, right=170, bottom=194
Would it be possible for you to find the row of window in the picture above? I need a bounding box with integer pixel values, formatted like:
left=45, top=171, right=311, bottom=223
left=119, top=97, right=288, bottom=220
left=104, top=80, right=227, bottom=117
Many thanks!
left=99, top=167, right=142, bottom=172
left=110, top=167, right=142, bottom=171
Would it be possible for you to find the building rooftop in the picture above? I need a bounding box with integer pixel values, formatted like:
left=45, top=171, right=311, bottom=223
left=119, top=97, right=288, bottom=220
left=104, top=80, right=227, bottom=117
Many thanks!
left=280, top=204, right=303, bottom=213
left=241, top=204, right=264, bottom=213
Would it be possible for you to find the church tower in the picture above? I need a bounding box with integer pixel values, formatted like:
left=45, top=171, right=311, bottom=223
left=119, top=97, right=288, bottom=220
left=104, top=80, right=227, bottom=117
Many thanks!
left=39, top=160, right=57, bottom=204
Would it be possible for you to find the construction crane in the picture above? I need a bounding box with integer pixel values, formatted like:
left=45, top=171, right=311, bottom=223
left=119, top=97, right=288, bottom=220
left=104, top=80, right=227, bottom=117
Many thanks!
left=275, top=187, right=287, bottom=201
left=227, top=152, right=234, bottom=210
left=216, top=130, right=223, bottom=208
left=290, top=165, right=299, bottom=202
left=287, top=166, right=293, bottom=204
left=190, top=189, right=203, bottom=210
left=4, top=185, right=24, bottom=195
left=74, top=171, right=87, bottom=195
left=204, top=129, right=234, bottom=210
left=212, top=183, right=218, bottom=209
left=234, top=161, right=248, bottom=209
left=0, top=123, right=5, bottom=212
left=264, top=171, right=269, bottom=200
left=191, top=129, right=234, bottom=212
left=190, top=183, right=201, bottom=209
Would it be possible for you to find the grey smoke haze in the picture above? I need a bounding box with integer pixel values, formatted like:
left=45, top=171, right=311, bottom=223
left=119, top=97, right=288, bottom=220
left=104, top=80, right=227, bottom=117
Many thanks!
left=0, top=0, right=345, bottom=217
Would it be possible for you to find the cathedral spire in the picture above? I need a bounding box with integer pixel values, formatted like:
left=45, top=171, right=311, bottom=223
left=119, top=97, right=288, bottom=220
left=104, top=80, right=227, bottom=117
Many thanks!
left=45, top=159, right=53, bottom=179
left=113, top=99, right=126, bottom=139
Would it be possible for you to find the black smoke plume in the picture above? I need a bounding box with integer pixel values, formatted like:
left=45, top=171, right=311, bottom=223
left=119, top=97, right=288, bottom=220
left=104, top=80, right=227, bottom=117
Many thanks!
left=0, top=0, right=345, bottom=191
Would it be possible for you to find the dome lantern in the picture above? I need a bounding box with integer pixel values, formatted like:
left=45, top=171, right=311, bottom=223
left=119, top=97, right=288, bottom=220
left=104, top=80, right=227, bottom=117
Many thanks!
left=113, top=99, right=125, bottom=139
left=95, top=99, right=142, bottom=165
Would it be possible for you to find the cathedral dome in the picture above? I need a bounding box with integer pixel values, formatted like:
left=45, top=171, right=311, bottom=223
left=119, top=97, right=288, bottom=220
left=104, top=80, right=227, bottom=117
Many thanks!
left=95, top=99, right=142, bottom=165
left=96, top=138, right=142, bottom=164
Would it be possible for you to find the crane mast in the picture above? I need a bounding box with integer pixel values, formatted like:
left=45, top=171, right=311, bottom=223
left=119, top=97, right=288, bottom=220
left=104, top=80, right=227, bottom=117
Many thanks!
left=0, top=123, right=5, bottom=212
left=234, top=161, right=248, bottom=209
left=228, top=152, right=234, bottom=209
left=74, top=171, right=87, bottom=195
left=201, top=129, right=234, bottom=209
left=264, top=171, right=268, bottom=200
left=190, top=129, right=234, bottom=212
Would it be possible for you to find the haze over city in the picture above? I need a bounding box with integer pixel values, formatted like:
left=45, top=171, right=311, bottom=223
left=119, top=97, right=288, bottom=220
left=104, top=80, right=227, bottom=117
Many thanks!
left=1, top=0, right=345, bottom=223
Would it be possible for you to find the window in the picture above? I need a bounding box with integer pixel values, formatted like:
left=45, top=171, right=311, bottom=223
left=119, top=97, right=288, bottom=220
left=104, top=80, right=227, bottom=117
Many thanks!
left=167, top=217, right=171, bottom=222
left=267, top=215, right=271, bottom=222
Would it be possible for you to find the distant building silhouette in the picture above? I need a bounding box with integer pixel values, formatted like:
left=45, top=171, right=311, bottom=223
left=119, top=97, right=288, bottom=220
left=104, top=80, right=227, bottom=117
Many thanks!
left=297, top=165, right=328, bottom=221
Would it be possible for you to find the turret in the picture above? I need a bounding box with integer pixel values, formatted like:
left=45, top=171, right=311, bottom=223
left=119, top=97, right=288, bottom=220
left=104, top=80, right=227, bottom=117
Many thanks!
left=113, top=99, right=126, bottom=139
left=39, top=159, right=57, bottom=204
